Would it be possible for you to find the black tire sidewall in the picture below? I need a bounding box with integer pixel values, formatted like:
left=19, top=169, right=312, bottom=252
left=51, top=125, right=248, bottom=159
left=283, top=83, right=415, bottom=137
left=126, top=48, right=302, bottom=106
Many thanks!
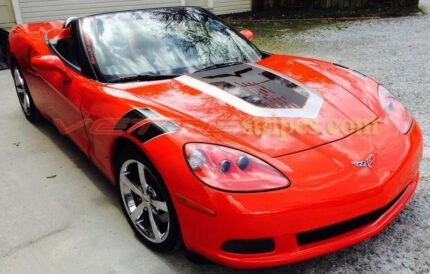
left=11, top=64, right=41, bottom=123
left=116, top=146, right=181, bottom=253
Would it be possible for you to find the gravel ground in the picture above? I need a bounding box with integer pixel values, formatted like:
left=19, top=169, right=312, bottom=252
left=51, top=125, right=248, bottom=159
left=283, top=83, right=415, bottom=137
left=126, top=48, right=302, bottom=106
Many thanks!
left=1, top=3, right=429, bottom=274
left=234, top=3, right=430, bottom=274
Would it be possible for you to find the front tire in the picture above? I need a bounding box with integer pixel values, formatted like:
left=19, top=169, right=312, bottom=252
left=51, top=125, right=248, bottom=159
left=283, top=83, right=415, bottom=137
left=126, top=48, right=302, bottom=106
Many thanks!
left=116, top=146, right=181, bottom=252
left=11, top=64, right=41, bottom=123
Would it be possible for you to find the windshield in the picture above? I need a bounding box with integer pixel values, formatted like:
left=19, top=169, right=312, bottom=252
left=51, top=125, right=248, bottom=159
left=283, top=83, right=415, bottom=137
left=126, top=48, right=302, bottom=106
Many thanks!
left=80, top=7, right=263, bottom=82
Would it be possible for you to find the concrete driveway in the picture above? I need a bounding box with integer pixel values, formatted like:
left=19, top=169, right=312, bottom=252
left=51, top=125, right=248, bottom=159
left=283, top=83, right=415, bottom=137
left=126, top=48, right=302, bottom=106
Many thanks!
left=1, top=3, right=429, bottom=273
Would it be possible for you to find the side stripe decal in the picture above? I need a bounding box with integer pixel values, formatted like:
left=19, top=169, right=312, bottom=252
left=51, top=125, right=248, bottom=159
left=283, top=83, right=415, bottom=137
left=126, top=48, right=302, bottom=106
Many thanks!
left=131, top=121, right=178, bottom=144
left=114, top=108, right=160, bottom=132
left=131, top=122, right=165, bottom=143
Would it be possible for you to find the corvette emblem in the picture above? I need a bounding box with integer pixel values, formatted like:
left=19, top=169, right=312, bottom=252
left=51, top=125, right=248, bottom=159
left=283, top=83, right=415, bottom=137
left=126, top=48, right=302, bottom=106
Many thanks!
left=353, top=154, right=376, bottom=169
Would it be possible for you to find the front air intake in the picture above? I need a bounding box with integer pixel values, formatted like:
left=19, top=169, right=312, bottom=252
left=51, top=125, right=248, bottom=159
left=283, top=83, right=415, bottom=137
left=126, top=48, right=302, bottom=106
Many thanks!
left=296, top=187, right=407, bottom=246
left=221, top=238, right=275, bottom=254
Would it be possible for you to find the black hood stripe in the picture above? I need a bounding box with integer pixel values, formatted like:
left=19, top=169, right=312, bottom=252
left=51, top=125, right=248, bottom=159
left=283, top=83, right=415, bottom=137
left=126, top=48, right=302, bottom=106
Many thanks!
left=176, top=63, right=323, bottom=119
left=192, top=63, right=310, bottom=109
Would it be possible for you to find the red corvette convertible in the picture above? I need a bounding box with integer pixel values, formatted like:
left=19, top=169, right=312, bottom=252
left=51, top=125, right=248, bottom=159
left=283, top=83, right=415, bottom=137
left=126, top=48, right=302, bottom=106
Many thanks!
left=8, top=7, right=423, bottom=269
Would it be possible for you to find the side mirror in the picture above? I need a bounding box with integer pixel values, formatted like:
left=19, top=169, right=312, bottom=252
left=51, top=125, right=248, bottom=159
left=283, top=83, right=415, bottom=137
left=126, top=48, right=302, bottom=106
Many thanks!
left=30, top=55, right=73, bottom=82
left=240, top=29, right=254, bottom=41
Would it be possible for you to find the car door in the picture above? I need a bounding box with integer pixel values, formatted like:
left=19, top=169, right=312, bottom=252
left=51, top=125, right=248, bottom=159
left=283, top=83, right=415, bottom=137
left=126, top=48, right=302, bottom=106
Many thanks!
left=31, top=24, right=91, bottom=154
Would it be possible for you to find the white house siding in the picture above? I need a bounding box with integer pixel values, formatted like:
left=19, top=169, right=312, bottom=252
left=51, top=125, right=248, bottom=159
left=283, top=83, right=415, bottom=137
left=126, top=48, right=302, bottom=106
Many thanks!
left=17, top=0, right=251, bottom=23
left=212, top=0, right=250, bottom=15
left=18, top=0, right=180, bottom=22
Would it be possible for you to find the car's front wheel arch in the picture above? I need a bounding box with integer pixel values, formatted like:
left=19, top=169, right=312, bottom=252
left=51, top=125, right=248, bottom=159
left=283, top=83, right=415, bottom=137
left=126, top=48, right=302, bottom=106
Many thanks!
left=114, top=141, right=182, bottom=252
left=10, top=57, right=42, bottom=123
left=112, top=137, right=138, bottom=177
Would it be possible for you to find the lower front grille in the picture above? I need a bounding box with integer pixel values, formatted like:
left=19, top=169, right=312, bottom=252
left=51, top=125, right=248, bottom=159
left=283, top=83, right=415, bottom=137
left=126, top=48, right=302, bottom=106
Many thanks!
left=221, top=238, right=275, bottom=254
left=296, top=187, right=407, bottom=246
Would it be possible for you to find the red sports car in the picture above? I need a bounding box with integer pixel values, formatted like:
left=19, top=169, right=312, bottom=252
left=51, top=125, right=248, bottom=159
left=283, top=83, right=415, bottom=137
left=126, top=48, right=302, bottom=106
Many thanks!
left=8, top=7, right=423, bottom=269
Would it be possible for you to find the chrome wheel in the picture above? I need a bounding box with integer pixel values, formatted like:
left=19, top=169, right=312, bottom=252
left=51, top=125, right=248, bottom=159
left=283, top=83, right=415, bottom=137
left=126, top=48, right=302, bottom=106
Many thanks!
left=119, top=159, right=170, bottom=243
left=13, top=67, right=31, bottom=116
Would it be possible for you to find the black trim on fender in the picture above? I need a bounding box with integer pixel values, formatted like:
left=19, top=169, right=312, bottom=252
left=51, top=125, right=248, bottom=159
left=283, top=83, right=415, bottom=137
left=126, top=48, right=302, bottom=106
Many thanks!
left=131, top=120, right=179, bottom=143
left=131, top=122, right=166, bottom=143
left=114, top=108, right=160, bottom=131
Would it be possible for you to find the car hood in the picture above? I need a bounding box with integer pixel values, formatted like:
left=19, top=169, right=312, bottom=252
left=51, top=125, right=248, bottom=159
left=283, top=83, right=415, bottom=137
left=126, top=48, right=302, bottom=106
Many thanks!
left=114, top=55, right=378, bottom=157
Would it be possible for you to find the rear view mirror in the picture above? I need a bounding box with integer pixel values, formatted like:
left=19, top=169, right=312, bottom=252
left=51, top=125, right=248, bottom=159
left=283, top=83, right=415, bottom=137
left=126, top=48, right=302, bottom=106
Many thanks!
left=240, top=29, right=254, bottom=41
left=30, top=55, right=73, bottom=82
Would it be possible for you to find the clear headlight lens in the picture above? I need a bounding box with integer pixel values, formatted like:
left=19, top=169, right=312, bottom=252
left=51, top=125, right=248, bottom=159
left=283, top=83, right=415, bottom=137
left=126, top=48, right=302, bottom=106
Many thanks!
left=184, top=143, right=290, bottom=192
left=378, top=85, right=413, bottom=134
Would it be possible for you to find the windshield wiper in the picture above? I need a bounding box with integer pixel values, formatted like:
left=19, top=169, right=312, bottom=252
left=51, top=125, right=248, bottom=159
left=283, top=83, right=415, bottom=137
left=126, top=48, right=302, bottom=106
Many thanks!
left=107, top=74, right=180, bottom=83
left=193, top=61, right=244, bottom=73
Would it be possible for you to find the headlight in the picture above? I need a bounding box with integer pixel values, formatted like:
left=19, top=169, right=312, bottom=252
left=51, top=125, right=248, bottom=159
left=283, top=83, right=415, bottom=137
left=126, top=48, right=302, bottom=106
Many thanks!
left=378, top=85, right=413, bottom=134
left=184, top=143, right=290, bottom=192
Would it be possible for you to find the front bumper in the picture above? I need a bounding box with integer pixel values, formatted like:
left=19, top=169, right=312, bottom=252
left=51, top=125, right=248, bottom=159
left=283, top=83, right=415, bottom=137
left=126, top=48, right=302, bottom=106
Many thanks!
left=164, top=120, right=423, bottom=269
left=197, top=176, right=418, bottom=269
